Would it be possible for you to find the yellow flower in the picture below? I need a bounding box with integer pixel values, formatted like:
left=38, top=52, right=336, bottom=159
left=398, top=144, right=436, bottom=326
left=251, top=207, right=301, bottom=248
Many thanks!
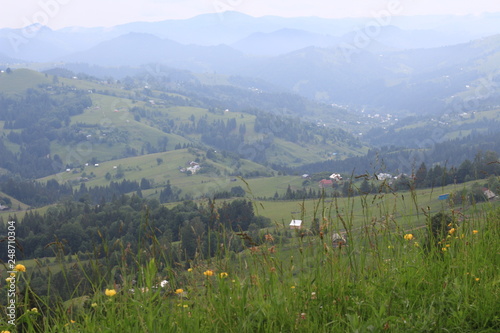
left=30, top=308, right=38, bottom=313
left=472, top=230, right=478, bottom=234
left=442, top=247, right=447, bottom=252
left=175, top=288, right=184, bottom=294
left=14, top=264, right=26, bottom=272
left=387, top=245, right=394, bottom=249
left=105, top=289, right=116, bottom=297
left=1, top=330, right=11, bottom=333
left=403, top=234, right=414, bottom=240
left=475, top=278, right=480, bottom=282
left=183, top=304, right=188, bottom=308
left=291, top=286, right=295, bottom=289
left=448, top=228, right=456, bottom=234
left=6, top=277, right=12, bottom=283
left=91, top=303, right=98, bottom=308
left=219, top=272, right=228, bottom=278
left=446, top=244, right=451, bottom=247
left=187, top=268, right=193, bottom=272
left=203, top=270, right=214, bottom=277
left=64, top=320, right=76, bottom=327
left=414, top=242, right=420, bottom=247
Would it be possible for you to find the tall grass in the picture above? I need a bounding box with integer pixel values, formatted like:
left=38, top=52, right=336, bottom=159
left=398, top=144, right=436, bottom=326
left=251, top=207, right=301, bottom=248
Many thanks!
left=2, top=187, right=499, bottom=332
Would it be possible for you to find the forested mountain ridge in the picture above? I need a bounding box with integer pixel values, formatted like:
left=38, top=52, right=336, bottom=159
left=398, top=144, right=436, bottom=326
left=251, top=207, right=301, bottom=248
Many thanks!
left=0, top=68, right=364, bottom=184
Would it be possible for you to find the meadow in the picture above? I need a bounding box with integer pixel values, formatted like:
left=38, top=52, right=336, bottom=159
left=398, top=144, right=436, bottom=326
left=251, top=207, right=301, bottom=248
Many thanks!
left=2, top=187, right=499, bottom=332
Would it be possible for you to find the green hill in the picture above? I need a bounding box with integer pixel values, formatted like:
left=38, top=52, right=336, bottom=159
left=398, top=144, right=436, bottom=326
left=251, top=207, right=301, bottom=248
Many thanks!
left=0, top=68, right=51, bottom=95
left=0, top=68, right=365, bottom=184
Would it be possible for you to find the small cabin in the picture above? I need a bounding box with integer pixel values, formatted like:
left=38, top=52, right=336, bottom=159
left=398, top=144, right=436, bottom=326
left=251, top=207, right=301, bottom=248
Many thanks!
left=289, top=219, right=302, bottom=229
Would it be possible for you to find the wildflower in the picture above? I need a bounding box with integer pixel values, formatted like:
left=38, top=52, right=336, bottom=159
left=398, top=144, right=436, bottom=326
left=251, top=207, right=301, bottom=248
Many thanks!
left=160, top=280, right=169, bottom=288
left=291, top=286, right=296, bottom=289
left=30, top=308, right=38, bottom=313
left=187, top=268, right=193, bottom=272
left=475, top=278, right=480, bottom=282
left=14, top=264, right=26, bottom=272
left=91, top=303, right=98, bottom=308
left=249, top=246, right=259, bottom=254
left=1, top=330, right=11, bottom=333
left=219, top=272, right=229, bottom=278
left=5, top=277, right=12, bottom=283
left=448, top=228, right=456, bottom=234
left=311, top=292, right=317, bottom=300
left=473, top=230, right=478, bottom=234
left=105, top=289, right=117, bottom=297
left=203, top=270, right=214, bottom=277
left=442, top=247, right=447, bottom=252
left=175, top=289, right=184, bottom=294
left=183, top=304, right=189, bottom=308
left=388, top=245, right=394, bottom=249
left=446, top=244, right=451, bottom=247
left=64, top=320, right=76, bottom=326
left=10, top=273, right=15, bottom=277
left=264, top=234, right=274, bottom=242
left=414, top=242, right=420, bottom=247
left=403, top=234, right=414, bottom=240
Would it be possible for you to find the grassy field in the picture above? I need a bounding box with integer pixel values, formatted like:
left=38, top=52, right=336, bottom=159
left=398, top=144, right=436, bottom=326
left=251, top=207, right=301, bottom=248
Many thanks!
left=0, top=69, right=51, bottom=95
left=4, top=189, right=499, bottom=332
left=254, top=182, right=498, bottom=229
left=37, top=147, right=273, bottom=197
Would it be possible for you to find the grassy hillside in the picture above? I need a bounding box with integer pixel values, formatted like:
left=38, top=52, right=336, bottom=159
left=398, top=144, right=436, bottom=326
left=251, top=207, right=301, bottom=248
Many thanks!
left=0, top=69, right=51, bottom=95
left=38, top=148, right=274, bottom=198
left=0, top=69, right=366, bottom=180
left=6, top=189, right=499, bottom=332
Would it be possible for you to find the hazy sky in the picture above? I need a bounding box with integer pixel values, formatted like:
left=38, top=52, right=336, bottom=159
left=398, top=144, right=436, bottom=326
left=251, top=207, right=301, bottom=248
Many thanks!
left=3, top=0, right=500, bottom=29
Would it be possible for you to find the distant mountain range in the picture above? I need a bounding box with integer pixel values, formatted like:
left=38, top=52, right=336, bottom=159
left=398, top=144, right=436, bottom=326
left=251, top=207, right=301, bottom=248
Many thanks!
left=1, top=11, right=500, bottom=115
left=2, top=11, right=500, bottom=62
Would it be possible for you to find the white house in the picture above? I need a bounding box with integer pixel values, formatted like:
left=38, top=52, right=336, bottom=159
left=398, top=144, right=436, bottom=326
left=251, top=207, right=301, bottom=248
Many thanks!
left=483, top=188, right=497, bottom=200
left=289, top=220, right=302, bottom=229
left=329, top=173, right=343, bottom=182
left=187, top=164, right=201, bottom=174
left=377, top=173, right=392, bottom=181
